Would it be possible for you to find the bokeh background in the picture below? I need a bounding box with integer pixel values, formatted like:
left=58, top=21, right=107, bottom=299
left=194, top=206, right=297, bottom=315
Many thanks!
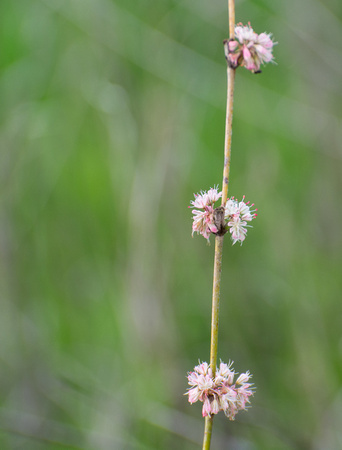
left=1, top=0, right=342, bottom=448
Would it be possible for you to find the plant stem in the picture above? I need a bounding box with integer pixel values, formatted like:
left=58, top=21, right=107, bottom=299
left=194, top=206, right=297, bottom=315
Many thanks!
left=202, top=416, right=214, bottom=450
left=221, top=67, right=235, bottom=205
left=209, top=235, right=225, bottom=373
left=221, top=0, right=236, bottom=206
left=202, top=235, right=224, bottom=450
left=201, top=1, right=236, bottom=449
left=228, top=0, right=235, bottom=37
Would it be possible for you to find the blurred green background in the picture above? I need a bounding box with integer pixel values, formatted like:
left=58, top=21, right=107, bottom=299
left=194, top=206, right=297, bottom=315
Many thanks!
left=1, top=0, right=342, bottom=448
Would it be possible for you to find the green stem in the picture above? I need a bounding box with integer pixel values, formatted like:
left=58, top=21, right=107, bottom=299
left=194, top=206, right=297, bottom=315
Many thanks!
left=201, top=235, right=224, bottom=450
left=221, top=67, right=235, bottom=206
left=221, top=0, right=236, bottom=205
left=201, top=1, right=236, bottom=448
left=202, top=416, right=214, bottom=450
left=209, top=236, right=225, bottom=373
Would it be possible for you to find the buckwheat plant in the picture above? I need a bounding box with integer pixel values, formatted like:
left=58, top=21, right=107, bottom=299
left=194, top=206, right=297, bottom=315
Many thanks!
left=185, top=1, right=276, bottom=449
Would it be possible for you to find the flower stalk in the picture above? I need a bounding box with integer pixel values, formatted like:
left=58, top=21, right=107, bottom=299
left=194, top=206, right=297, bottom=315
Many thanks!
left=203, top=416, right=213, bottom=450
left=202, top=235, right=224, bottom=450
left=209, top=235, right=225, bottom=374
left=221, top=0, right=236, bottom=205
left=221, top=68, right=235, bottom=206
left=202, top=3, right=236, bottom=447
left=186, top=0, right=276, bottom=448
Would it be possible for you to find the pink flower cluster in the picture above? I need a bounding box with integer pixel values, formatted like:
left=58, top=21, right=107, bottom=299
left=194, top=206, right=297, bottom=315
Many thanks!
left=227, top=23, right=276, bottom=73
left=190, top=187, right=222, bottom=240
left=225, top=196, right=257, bottom=245
left=186, top=361, right=254, bottom=420
left=190, top=188, right=257, bottom=244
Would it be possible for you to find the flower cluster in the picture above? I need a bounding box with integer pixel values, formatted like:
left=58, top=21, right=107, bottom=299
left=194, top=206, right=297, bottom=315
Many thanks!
left=190, top=188, right=257, bottom=244
left=225, top=196, right=257, bottom=245
left=226, top=23, right=276, bottom=73
left=186, top=361, right=254, bottom=420
left=190, top=187, right=222, bottom=241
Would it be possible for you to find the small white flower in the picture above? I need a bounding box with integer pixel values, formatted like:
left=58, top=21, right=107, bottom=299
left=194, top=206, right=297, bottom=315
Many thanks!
left=228, top=216, right=248, bottom=245
left=225, top=199, right=238, bottom=216
left=236, top=371, right=252, bottom=385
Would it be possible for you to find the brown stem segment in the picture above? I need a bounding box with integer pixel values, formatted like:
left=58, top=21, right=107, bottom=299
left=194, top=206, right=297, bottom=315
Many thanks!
left=229, top=0, right=235, bottom=37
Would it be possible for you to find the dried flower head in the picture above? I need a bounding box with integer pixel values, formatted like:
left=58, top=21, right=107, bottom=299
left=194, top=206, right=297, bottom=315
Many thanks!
left=190, top=189, right=257, bottom=244
left=186, top=361, right=254, bottom=420
left=226, top=23, right=276, bottom=73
